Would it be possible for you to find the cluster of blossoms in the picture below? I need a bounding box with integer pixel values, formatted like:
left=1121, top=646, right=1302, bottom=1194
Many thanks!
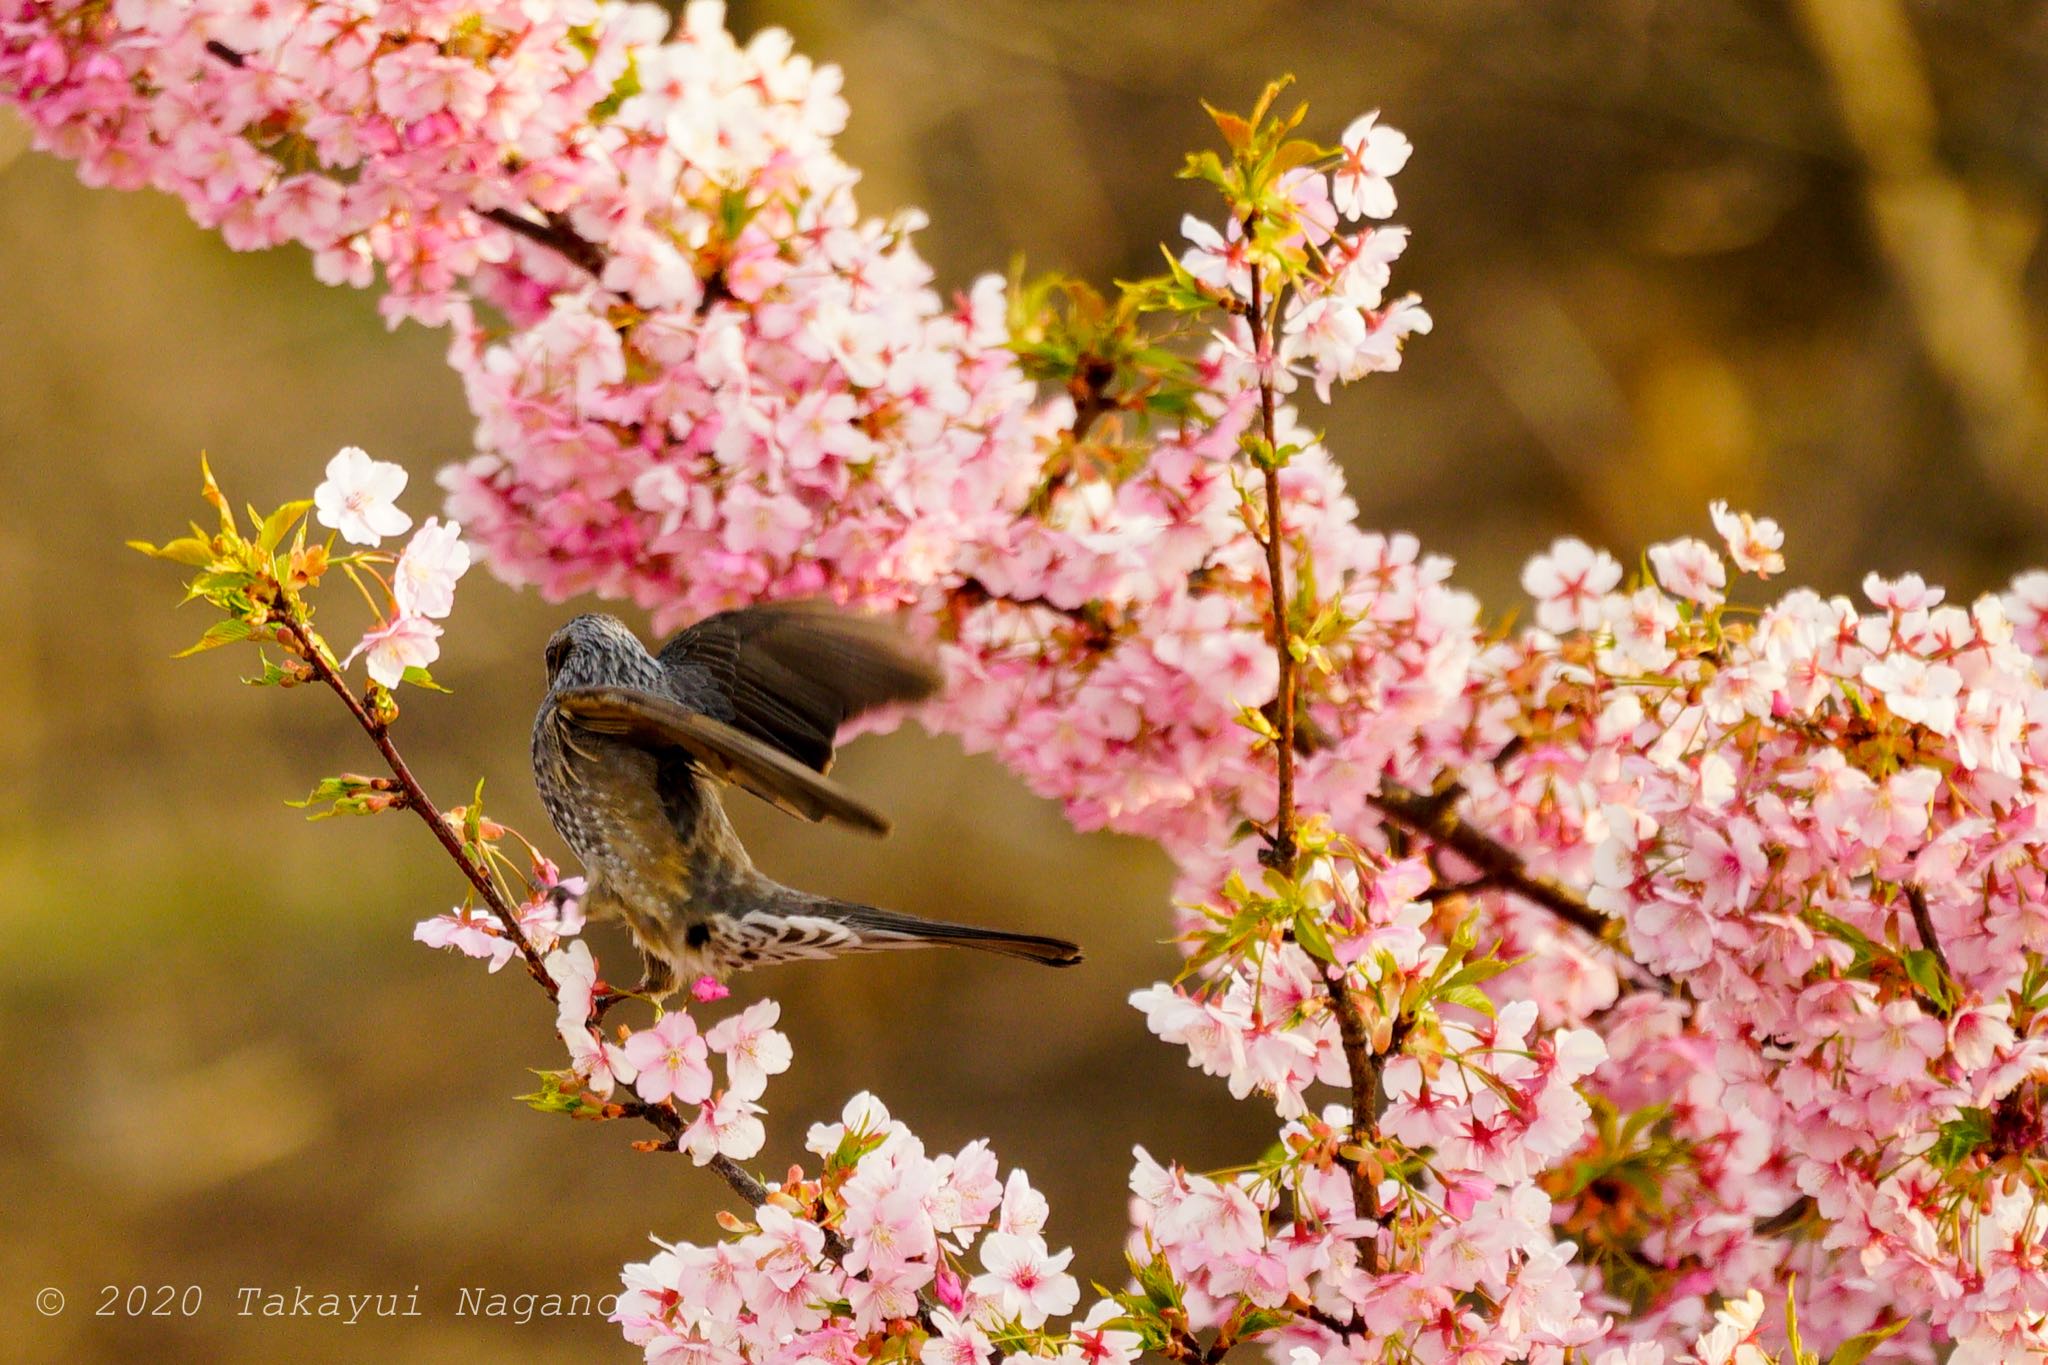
left=1463, top=531, right=2048, bottom=1360
left=613, top=1093, right=1103, bottom=1365
left=54, top=2, right=2048, bottom=1362
left=310, top=445, right=472, bottom=686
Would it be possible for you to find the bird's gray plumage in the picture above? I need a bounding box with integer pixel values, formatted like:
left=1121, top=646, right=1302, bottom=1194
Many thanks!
left=531, top=604, right=1083, bottom=995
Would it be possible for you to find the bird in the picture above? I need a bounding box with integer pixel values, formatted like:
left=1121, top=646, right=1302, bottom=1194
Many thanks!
left=531, top=602, right=1083, bottom=998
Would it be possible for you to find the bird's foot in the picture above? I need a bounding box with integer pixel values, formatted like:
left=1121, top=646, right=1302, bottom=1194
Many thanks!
left=592, top=966, right=679, bottom=1021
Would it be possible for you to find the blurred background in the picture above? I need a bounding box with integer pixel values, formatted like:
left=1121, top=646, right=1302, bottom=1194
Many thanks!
left=7, top=1, right=2048, bottom=1359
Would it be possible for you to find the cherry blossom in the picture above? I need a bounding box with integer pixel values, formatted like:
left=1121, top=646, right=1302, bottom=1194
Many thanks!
left=345, top=612, right=440, bottom=688
left=393, top=517, right=471, bottom=619
left=624, top=1012, right=714, bottom=1107
left=1522, top=536, right=1624, bottom=632
left=1709, top=501, right=1786, bottom=577
left=704, top=999, right=792, bottom=1100
left=1332, top=110, right=1412, bottom=219
left=970, top=1231, right=1080, bottom=1327
left=313, top=445, right=412, bottom=546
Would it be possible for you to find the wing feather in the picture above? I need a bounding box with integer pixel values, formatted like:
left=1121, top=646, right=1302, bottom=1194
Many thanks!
left=552, top=684, right=892, bottom=835
left=657, top=601, right=940, bottom=773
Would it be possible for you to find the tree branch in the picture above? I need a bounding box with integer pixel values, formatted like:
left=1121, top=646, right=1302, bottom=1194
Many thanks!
left=1368, top=780, right=1611, bottom=941
left=477, top=205, right=607, bottom=279
left=272, top=611, right=557, bottom=993
left=1900, top=888, right=1949, bottom=1015
left=1240, top=242, right=1387, bottom=1288
left=1286, top=1297, right=1365, bottom=1340
left=1906, top=884, right=1956, bottom=994
left=1319, top=974, right=1385, bottom=1276
left=1246, top=253, right=1298, bottom=876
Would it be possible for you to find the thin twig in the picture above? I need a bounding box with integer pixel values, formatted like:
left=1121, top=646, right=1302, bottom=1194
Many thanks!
left=1242, top=240, right=1379, bottom=1289
left=1245, top=252, right=1297, bottom=876
left=1286, top=1297, right=1364, bottom=1339
left=953, top=576, right=1119, bottom=650
left=1368, top=781, right=1610, bottom=940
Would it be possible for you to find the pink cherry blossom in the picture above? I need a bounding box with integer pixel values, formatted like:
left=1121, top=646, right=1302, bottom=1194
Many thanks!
left=1521, top=537, right=1623, bottom=633
left=1180, top=214, right=1253, bottom=298
left=1332, top=111, right=1411, bottom=219
left=679, top=1089, right=765, bottom=1163
left=392, top=517, right=471, bottom=619
left=1708, top=501, right=1785, bottom=577
left=969, top=1231, right=1079, bottom=1327
left=624, top=1015, right=711, bottom=1109
left=704, top=999, right=791, bottom=1100
left=345, top=612, right=441, bottom=688
left=1646, top=537, right=1726, bottom=607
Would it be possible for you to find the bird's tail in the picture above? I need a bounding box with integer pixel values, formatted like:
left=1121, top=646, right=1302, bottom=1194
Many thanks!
left=821, top=899, right=1083, bottom=967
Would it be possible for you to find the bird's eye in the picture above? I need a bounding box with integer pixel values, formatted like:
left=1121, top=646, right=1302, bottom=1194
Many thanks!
left=546, top=639, right=569, bottom=675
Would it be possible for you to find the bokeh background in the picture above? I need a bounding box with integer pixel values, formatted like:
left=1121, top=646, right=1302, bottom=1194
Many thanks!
left=7, top=1, right=2048, bottom=1359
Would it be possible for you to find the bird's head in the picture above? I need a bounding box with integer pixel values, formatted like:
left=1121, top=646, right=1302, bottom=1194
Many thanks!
left=544, top=613, right=653, bottom=689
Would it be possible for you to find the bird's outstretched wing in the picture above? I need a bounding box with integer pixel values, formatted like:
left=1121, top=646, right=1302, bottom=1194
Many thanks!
left=656, top=601, right=941, bottom=774
left=551, top=685, right=892, bottom=835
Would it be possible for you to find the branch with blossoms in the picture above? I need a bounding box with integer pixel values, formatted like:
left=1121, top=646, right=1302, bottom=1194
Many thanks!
left=132, top=455, right=848, bottom=1232
left=37, top=0, right=2048, bottom=1359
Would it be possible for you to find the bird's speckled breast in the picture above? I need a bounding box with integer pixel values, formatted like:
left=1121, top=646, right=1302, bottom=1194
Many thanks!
left=532, top=701, right=694, bottom=918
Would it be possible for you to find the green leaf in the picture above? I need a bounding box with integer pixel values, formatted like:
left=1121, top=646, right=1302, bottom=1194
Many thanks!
left=1245, top=75, right=1294, bottom=131
left=243, top=653, right=289, bottom=687
left=1612, top=1164, right=1665, bottom=1210
left=1926, top=1108, right=1992, bottom=1171
left=1269, top=137, right=1332, bottom=175
left=1900, top=947, right=1953, bottom=1011
left=1826, top=1319, right=1907, bottom=1365
left=1616, top=1102, right=1669, bottom=1147
left=1439, top=954, right=1513, bottom=993
left=517, top=1069, right=613, bottom=1119
left=1806, top=910, right=1881, bottom=962
left=184, top=568, right=259, bottom=605
left=286, top=773, right=394, bottom=819
left=400, top=665, right=451, bottom=693
left=1177, top=149, right=1236, bottom=196
left=716, top=187, right=757, bottom=244
left=257, top=499, right=313, bottom=555
left=464, top=778, right=486, bottom=847
left=1128, top=1249, right=1183, bottom=1314
left=173, top=618, right=256, bottom=657
left=1292, top=908, right=1335, bottom=965
left=1236, top=1307, right=1294, bottom=1338
left=590, top=47, right=641, bottom=121
left=1784, top=1276, right=1806, bottom=1365
left=1437, top=983, right=1497, bottom=1017
left=129, top=536, right=215, bottom=567
left=199, top=454, right=231, bottom=523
